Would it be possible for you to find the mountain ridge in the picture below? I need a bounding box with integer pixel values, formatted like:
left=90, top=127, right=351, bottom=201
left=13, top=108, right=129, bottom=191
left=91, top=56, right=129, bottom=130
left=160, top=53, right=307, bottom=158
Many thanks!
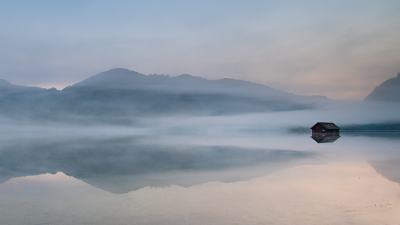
left=0, top=68, right=328, bottom=121
left=1, top=68, right=317, bottom=100
left=366, top=73, right=400, bottom=102
left=67, top=68, right=304, bottom=100
left=0, top=78, right=46, bottom=95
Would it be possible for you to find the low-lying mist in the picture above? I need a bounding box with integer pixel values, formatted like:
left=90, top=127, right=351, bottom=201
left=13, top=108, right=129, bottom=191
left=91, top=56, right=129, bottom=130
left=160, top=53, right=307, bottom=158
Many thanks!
left=1, top=100, right=399, bottom=139
left=0, top=99, right=399, bottom=193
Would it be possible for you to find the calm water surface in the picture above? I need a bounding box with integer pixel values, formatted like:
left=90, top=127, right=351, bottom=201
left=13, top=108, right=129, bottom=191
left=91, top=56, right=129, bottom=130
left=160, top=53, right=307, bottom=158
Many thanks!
left=0, top=126, right=399, bottom=225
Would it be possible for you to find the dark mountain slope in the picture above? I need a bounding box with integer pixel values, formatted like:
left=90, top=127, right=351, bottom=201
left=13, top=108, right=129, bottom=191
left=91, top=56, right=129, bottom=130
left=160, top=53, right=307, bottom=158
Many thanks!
left=68, top=68, right=296, bottom=100
left=0, top=79, right=46, bottom=96
left=0, top=68, right=328, bottom=122
left=366, top=73, right=400, bottom=102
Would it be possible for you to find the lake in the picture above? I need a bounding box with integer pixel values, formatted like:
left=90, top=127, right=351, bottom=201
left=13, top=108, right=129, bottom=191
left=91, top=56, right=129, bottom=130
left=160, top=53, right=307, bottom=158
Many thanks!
left=0, top=118, right=399, bottom=225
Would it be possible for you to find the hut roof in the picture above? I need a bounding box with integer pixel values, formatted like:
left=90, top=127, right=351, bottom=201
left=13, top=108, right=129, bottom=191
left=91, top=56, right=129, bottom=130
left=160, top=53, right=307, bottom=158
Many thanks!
left=311, top=122, right=340, bottom=130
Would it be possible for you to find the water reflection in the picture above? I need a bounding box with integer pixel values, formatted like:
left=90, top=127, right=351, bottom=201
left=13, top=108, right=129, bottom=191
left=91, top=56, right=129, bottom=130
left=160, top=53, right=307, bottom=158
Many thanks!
left=370, top=160, right=400, bottom=184
left=1, top=132, right=400, bottom=225
left=311, top=133, right=341, bottom=143
left=0, top=136, right=313, bottom=193
left=1, top=161, right=400, bottom=225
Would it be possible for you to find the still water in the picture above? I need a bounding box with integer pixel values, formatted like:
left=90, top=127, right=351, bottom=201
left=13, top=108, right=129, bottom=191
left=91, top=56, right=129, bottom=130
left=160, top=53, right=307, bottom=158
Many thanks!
left=0, top=124, right=399, bottom=225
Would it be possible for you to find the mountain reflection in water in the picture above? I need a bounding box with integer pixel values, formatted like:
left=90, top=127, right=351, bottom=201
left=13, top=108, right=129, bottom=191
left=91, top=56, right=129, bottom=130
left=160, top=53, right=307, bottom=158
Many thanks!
left=370, top=160, right=400, bottom=184
left=0, top=136, right=313, bottom=193
left=1, top=131, right=400, bottom=225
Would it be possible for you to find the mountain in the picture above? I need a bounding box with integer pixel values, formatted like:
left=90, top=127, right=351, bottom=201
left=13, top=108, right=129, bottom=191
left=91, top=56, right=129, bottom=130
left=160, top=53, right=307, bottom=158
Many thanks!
left=0, top=80, right=58, bottom=120
left=68, top=68, right=296, bottom=99
left=0, top=79, right=46, bottom=96
left=62, top=68, right=326, bottom=117
left=366, top=73, right=400, bottom=102
left=70, top=68, right=148, bottom=89
left=370, top=160, right=400, bottom=184
left=0, top=68, right=328, bottom=122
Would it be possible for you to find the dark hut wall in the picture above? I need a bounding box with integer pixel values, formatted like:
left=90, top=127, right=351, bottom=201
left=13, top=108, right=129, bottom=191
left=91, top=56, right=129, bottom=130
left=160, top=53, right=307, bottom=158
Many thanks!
left=311, top=123, right=340, bottom=134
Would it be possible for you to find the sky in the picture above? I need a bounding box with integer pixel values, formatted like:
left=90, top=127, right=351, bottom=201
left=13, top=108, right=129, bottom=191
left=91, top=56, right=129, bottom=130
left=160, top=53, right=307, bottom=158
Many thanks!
left=0, top=0, right=399, bottom=99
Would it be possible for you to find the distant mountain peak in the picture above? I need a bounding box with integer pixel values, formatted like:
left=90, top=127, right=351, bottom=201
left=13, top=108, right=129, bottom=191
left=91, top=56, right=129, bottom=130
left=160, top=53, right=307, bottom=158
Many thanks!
left=175, top=73, right=206, bottom=81
left=99, top=68, right=144, bottom=77
left=71, top=68, right=147, bottom=88
left=104, top=68, right=140, bottom=74
left=0, top=79, right=11, bottom=86
left=366, top=73, right=400, bottom=102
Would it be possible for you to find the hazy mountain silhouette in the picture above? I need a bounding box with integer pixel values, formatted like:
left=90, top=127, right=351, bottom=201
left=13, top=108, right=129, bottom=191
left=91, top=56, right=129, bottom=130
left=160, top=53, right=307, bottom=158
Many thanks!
left=0, top=68, right=328, bottom=122
left=70, top=68, right=296, bottom=99
left=366, top=73, right=400, bottom=102
left=370, top=160, right=400, bottom=184
left=0, top=79, right=46, bottom=95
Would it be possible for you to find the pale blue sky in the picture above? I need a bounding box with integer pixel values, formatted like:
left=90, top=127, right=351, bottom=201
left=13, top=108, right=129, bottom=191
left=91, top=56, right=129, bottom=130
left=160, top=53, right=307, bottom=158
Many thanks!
left=1, top=0, right=399, bottom=99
